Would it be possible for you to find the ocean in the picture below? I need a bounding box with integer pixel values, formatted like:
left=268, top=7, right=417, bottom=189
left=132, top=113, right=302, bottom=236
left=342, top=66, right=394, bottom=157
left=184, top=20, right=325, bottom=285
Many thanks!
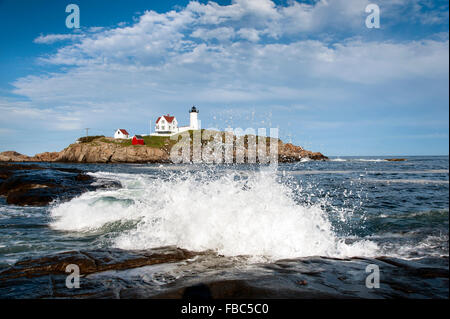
left=0, top=156, right=448, bottom=297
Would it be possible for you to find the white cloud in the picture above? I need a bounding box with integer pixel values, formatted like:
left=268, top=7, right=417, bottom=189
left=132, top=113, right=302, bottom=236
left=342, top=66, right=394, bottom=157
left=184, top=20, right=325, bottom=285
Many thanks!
left=0, top=100, right=83, bottom=131
left=34, top=33, right=84, bottom=44
left=237, top=28, right=260, bottom=42
left=6, top=0, right=448, bottom=137
left=191, top=27, right=235, bottom=41
left=31, top=0, right=449, bottom=69
left=11, top=36, right=448, bottom=118
left=233, top=0, right=278, bottom=18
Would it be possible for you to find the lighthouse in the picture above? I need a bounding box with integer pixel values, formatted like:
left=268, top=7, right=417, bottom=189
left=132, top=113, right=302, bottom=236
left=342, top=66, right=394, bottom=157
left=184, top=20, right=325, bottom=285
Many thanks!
left=151, top=106, right=200, bottom=136
left=189, top=106, right=199, bottom=130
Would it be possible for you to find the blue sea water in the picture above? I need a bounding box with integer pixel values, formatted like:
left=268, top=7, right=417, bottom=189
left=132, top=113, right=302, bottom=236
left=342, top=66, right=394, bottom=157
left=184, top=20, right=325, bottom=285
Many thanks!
left=0, top=156, right=448, bottom=268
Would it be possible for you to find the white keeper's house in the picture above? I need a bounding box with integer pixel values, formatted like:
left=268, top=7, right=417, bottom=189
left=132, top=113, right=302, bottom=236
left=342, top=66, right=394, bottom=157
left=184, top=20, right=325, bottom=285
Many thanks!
left=114, top=129, right=130, bottom=139
left=151, top=106, right=200, bottom=136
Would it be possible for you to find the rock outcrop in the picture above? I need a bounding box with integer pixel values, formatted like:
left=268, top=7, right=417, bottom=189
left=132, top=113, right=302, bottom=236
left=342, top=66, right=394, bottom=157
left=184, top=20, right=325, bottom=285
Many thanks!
left=56, top=141, right=169, bottom=163
left=32, top=152, right=61, bottom=162
left=0, top=135, right=327, bottom=164
left=0, top=247, right=198, bottom=281
left=0, top=151, right=30, bottom=162
left=0, top=247, right=447, bottom=299
left=0, top=163, right=120, bottom=206
left=278, top=143, right=327, bottom=161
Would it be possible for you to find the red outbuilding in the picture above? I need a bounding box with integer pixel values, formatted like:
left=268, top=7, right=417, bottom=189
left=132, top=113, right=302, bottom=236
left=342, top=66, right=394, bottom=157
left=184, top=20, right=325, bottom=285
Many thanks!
left=132, top=135, right=145, bottom=145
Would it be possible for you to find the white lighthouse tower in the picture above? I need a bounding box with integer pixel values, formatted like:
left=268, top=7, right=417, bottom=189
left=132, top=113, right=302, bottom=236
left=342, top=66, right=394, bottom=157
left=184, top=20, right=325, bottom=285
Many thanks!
left=189, top=106, right=199, bottom=130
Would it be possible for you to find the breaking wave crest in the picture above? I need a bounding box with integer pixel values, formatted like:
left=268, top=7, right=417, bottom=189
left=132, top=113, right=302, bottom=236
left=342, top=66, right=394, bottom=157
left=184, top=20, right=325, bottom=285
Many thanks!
left=49, top=169, right=378, bottom=259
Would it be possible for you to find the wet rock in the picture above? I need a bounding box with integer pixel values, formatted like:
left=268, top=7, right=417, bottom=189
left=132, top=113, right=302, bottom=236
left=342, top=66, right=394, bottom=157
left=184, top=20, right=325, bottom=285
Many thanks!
left=182, top=283, right=213, bottom=299
left=0, top=175, right=56, bottom=196
left=0, top=250, right=447, bottom=299
left=0, top=247, right=199, bottom=298
left=0, top=163, right=112, bottom=206
left=6, top=188, right=55, bottom=206
left=0, top=163, right=42, bottom=180
left=74, top=173, right=92, bottom=182
left=0, top=247, right=197, bottom=280
left=375, top=256, right=449, bottom=279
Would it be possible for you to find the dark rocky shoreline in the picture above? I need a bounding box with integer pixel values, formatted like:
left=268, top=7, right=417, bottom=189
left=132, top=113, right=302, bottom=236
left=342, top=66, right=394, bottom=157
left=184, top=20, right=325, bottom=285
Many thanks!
left=0, top=163, right=119, bottom=206
left=0, top=246, right=447, bottom=299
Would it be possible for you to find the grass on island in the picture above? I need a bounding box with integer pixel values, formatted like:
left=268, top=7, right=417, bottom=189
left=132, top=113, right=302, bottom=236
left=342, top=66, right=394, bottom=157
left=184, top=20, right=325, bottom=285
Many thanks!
left=77, top=130, right=280, bottom=150
left=117, top=135, right=176, bottom=149
left=78, top=134, right=177, bottom=150
left=77, top=135, right=105, bottom=143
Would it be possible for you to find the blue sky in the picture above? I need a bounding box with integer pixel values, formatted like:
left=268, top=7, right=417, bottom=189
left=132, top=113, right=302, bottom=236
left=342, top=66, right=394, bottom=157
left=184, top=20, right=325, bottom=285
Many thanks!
left=0, top=0, right=448, bottom=156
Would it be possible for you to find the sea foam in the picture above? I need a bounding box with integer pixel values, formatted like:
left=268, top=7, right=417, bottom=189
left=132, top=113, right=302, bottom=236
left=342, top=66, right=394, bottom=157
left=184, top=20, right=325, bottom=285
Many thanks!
left=49, top=168, right=378, bottom=259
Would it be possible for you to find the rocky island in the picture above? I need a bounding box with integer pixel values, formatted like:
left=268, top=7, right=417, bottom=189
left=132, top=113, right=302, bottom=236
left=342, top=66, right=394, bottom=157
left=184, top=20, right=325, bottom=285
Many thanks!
left=0, top=132, right=328, bottom=164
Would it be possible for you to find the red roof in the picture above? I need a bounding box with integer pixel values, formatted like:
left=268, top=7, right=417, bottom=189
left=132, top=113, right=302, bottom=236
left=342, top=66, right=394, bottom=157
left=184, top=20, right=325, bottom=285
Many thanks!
left=119, top=129, right=129, bottom=135
left=156, top=115, right=175, bottom=124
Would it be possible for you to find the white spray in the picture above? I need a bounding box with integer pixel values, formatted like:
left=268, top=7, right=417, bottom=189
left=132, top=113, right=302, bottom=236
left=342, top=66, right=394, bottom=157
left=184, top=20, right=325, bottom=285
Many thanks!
left=49, top=169, right=378, bottom=259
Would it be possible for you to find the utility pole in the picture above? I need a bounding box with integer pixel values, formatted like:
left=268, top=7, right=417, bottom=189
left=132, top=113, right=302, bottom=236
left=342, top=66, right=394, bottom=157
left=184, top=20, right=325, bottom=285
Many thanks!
left=85, top=128, right=90, bottom=137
